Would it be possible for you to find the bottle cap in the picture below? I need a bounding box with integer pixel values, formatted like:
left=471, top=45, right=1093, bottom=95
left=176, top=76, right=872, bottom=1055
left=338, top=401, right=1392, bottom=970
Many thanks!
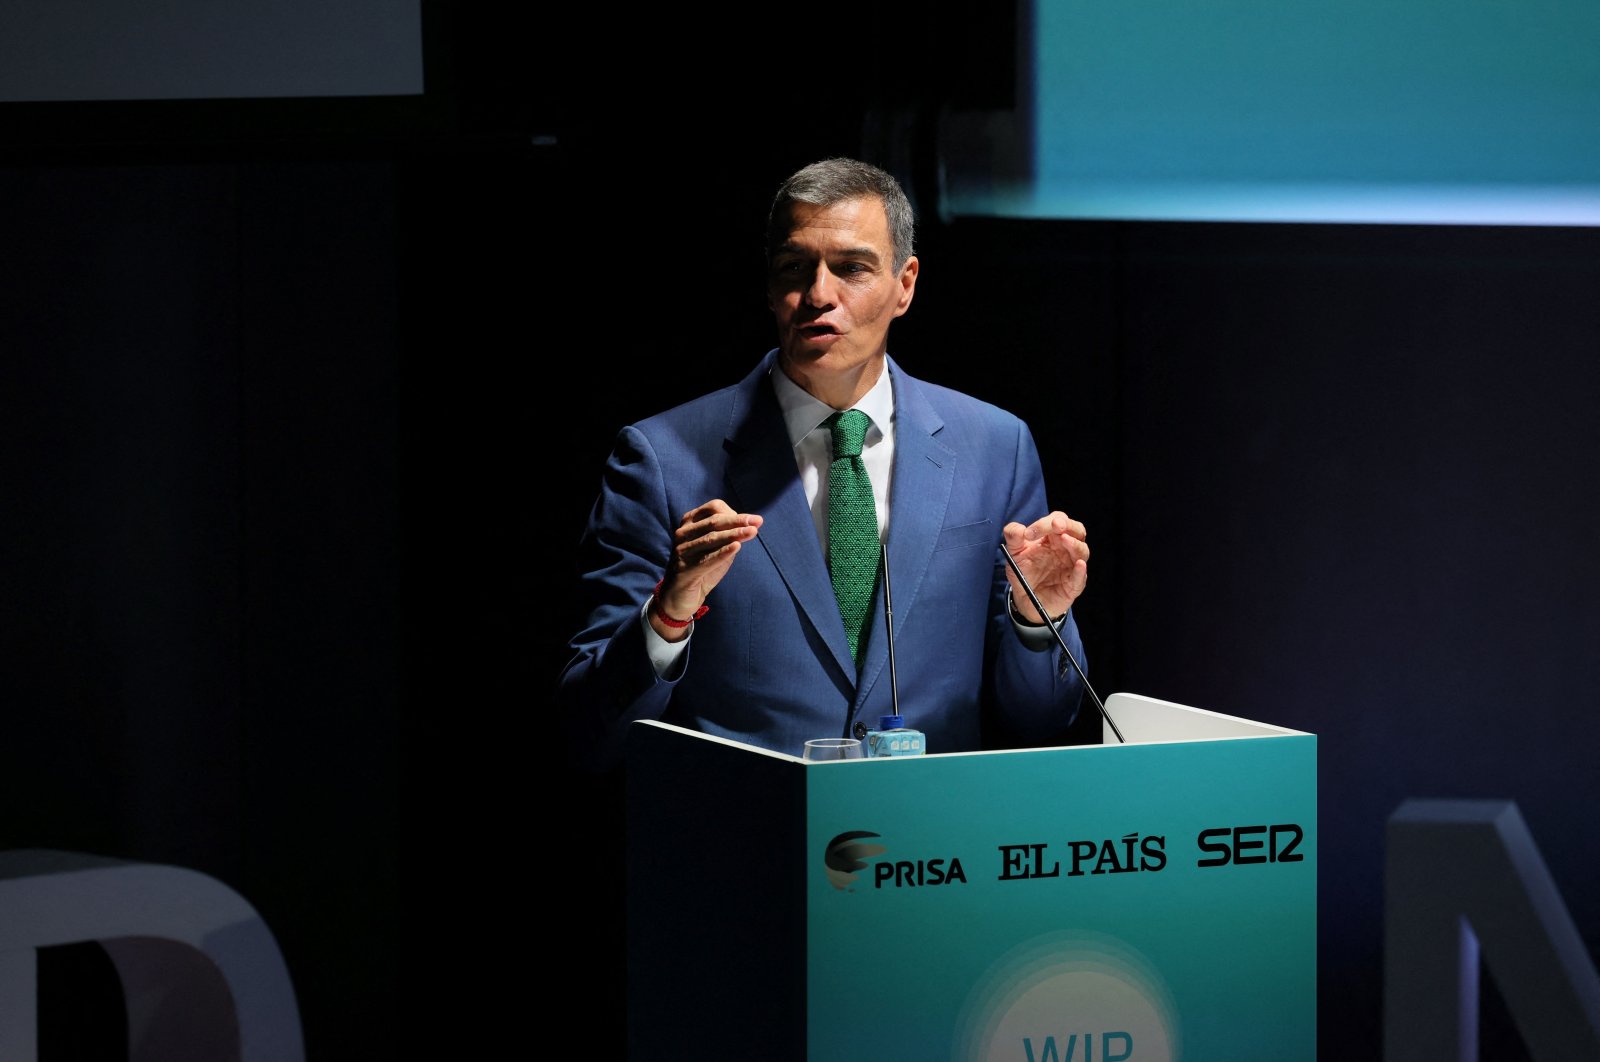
left=879, top=714, right=905, bottom=730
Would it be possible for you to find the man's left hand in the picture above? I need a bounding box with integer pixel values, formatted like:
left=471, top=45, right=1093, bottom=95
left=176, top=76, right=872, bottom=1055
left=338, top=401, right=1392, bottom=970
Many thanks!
left=1002, top=511, right=1089, bottom=624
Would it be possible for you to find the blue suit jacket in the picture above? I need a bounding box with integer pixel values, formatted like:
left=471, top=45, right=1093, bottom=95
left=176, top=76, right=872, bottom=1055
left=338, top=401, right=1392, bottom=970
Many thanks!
left=561, top=351, right=1085, bottom=769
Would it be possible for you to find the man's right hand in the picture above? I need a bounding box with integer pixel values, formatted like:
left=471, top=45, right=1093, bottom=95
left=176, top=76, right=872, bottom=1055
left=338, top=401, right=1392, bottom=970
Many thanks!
left=649, top=499, right=763, bottom=641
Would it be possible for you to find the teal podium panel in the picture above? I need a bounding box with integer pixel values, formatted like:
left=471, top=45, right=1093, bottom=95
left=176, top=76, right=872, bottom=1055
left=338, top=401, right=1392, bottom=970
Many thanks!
left=627, top=693, right=1315, bottom=1061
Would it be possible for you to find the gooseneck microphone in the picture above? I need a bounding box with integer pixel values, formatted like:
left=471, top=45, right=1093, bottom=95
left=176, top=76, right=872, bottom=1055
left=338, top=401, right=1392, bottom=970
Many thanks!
left=881, top=540, right=900, bottom=722
left=862, top=541, right=925, bottom=756
left=1002, top=544, right=1124, bottom=744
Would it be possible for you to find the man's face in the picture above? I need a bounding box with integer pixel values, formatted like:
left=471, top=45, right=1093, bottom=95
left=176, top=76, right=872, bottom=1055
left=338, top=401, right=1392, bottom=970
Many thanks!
left=767, top=196, right=918, bottom=404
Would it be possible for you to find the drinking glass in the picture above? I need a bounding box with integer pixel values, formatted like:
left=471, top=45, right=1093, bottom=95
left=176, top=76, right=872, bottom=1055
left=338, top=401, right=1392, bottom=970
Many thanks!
left=802, top=738, right=864, bottom=762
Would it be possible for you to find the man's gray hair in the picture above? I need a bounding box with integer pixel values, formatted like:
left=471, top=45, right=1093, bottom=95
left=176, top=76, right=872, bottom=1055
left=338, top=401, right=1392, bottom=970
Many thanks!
left=767, top=158, right=916, bottom=271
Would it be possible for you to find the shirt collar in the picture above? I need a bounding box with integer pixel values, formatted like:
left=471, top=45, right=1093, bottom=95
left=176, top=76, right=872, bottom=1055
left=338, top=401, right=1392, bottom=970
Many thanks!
left=770, top=358, right=896, bottom=449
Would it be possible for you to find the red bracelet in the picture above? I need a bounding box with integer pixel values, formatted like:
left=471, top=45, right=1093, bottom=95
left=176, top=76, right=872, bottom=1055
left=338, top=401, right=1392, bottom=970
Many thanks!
left=652, top=580, right=709, bottom=628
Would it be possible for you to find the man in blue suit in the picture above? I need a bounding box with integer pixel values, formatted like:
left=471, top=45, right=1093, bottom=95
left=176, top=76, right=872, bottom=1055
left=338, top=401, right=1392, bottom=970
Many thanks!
left=561, top=158, right=1089, bottom=770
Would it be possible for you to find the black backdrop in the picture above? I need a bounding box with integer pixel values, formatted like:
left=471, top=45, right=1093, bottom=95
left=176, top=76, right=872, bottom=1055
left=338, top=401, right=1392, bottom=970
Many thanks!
left=2, top=6, right=1597, bottom=1058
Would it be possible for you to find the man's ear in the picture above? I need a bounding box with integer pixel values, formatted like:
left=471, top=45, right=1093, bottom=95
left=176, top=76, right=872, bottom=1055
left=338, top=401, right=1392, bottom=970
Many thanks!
left=894, top=255, right=919, bottom=317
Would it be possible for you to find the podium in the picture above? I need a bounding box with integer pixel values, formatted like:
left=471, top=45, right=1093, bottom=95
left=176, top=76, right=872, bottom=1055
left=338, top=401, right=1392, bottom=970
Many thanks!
left=626, top=693, right=1315, bottom=1061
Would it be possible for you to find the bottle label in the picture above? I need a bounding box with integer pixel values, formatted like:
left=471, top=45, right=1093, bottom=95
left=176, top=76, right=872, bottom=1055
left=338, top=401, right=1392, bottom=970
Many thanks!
left=866, top=728, right=926, bottom=757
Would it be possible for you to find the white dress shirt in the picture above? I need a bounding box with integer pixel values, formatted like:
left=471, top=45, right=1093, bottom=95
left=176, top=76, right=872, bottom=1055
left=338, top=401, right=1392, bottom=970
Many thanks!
left=771, top=363, right=895, bottom=554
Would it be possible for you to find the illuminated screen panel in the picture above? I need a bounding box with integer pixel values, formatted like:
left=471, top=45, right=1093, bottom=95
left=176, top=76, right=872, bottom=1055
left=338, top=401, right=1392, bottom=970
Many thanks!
left=0, top=0, right=422, bottom=102
left=941, top=0, right=1600, bottom=225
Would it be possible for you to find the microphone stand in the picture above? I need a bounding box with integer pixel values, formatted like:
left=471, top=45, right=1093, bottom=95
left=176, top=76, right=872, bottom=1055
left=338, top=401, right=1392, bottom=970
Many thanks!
left=882, top=541, right=899, bottom=721
left=1002, top=546, right=1123, bottom=744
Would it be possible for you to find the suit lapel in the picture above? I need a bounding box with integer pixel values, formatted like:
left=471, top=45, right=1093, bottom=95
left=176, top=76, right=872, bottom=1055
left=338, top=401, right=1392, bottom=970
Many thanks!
left=724, top=355, right=857, bottom=681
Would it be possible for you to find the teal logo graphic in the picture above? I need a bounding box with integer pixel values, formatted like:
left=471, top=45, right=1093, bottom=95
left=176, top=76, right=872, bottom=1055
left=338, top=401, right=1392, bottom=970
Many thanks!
left=953, top=931, right=1182, bottom=1061
left=823, top=830, right=887, bottom=891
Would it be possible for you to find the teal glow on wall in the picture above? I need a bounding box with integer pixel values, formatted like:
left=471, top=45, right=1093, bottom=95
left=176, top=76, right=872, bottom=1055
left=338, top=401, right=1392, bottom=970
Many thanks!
left=940, top=1, right=1600, bottom=224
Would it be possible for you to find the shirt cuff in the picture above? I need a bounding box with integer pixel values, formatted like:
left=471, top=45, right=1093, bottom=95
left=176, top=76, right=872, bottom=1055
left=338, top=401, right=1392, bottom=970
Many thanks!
left=641, top=597, right=690, bottom=679
left=1008, top=593, right=1066, bottom=649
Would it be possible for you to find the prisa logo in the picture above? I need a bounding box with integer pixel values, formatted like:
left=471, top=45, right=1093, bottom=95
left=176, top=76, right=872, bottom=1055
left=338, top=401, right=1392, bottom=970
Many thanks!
left=823, top=831, right=887, bottom=891
left=822, top=831, right=969, bottom=891
left=874, top=856, right=967, bottom=888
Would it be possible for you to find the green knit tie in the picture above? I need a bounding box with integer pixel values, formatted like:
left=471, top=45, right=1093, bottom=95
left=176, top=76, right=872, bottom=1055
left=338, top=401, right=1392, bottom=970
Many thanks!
left=825, top=409, right=880, bottom=664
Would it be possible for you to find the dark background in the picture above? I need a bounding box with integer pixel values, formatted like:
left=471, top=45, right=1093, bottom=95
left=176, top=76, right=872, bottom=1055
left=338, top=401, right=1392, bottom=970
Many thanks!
left=2, top=4, right=1596, bottom=1057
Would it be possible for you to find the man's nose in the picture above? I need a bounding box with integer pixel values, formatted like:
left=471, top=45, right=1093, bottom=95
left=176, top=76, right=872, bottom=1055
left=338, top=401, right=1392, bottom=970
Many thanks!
left=803, top=263, right=835, bottom=307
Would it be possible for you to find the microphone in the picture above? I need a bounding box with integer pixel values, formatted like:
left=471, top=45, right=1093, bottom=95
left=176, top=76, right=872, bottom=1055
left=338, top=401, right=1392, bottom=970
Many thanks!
left=863, top=541, right=925, bottom=757
left=1001, top=542, right=1123, bottom=744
